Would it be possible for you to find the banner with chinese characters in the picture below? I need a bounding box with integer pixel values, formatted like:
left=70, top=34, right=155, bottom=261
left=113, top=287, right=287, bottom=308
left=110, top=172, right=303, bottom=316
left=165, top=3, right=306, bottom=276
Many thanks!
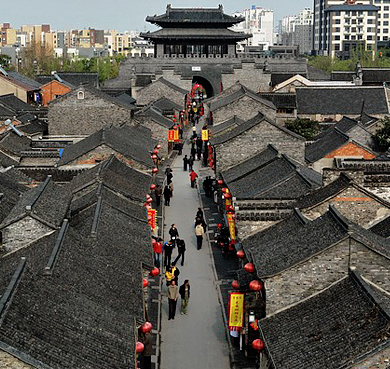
left=201, top=129, right=209, bottom=141
left=227, top=212, right=236, bottom=241
left=228, top=292, right=244, bottom=329
left=147, top=209, right=157, bottom=230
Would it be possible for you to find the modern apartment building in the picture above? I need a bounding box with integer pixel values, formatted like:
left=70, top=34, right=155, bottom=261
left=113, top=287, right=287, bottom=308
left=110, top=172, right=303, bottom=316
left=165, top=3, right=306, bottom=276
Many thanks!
left=313, top=0, right=379, bottom=57
left=232, top=5, right=274, bottom=51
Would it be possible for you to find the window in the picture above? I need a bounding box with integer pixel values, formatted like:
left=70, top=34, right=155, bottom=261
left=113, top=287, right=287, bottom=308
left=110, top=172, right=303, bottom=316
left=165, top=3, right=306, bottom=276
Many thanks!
left=384, top=35, right=389, bottom=40
left=352, top=27, right=357, bottom=32
left=345, top=11, right=350, bottom=15
left=334, top=11, right=340, bottom=16
left=352, top=11, right=357, bottom=16
left=385, top=5, right=390, bottom=10
left=335, top=27, right=340, bottom=32
left=367, top=27, right=373, bottom=32
left=385, top=28, right=389, bottom=32
left=367, top=44, right=372, bottom=50
left=358, top=35, right=363, bottom=39
left=352, top=35, right=356, bottom=39
left=368, top=35, right=373, bottom=40
left=345, top=35, right=350, bottom=40
left=368, top=19, right=374, bottom=24
left=385, top=13, right=390, bottom=18
left=378, top=21, right=381, bottom=26
left=368, top=11, right=374, bottom=15
left=335, top=19, right=341, bottom=24
left=77, top=91, right=84, bottom=100
left=335, top=35, right=340, bottom=40
left=352, top=19, right=357, bottom=24
left=385, top=21, right=389, bottom=25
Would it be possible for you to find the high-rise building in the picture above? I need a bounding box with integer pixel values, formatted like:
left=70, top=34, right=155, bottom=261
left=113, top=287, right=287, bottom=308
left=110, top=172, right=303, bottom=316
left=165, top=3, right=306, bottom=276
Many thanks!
left=313, top=0, right=379, bottom=57
left=232, top=5, right=274, bottom=51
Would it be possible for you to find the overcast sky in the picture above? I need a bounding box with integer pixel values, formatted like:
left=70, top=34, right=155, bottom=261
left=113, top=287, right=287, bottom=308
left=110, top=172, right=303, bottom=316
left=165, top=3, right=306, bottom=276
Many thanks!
left=2, top=0, right=312, bottom=32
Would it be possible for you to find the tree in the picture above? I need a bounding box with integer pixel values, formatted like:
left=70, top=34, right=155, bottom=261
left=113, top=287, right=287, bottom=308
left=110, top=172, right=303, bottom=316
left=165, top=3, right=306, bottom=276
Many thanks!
left=285, top=118, right=320, bottom=140
left=373, top=116, right=390, bottom=151
left=0, top=54, right=14, bottom=71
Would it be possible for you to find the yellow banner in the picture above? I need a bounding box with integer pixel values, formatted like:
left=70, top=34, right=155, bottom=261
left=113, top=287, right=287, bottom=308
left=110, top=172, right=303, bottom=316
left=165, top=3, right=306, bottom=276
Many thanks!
left=228, top=292, right=244, bottom=328
left=227, top=213, right=236, bottom=241
left=201, top=129, right=209, bottom=141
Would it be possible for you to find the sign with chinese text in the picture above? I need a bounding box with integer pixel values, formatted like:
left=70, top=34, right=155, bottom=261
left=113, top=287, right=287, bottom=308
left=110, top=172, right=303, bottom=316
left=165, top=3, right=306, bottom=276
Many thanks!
left=227, top=212, right=236, bottom=241
left=201, top=129, right=209, bottom=141
left=228, top=292, right=244, bottom=329
left=147, top=209, right=157, bottom=230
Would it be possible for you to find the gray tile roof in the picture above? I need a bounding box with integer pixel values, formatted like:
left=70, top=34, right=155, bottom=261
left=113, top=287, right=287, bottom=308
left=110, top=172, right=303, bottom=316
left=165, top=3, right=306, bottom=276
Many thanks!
left=58, top=126, right=154, bottom=168
left=362, top=68, right=390, bottom=84
left=305, top=128, right=349, bottom=163
left=294, top=173, right=352, bottom=209
left=243, top=209, right=348, bottom=277
left=152, top=97, right=182, bottom=114
left=69, top=155, right=151, bottom=203
left=36, top=72, right=99, bottom=88
left=257, top=93, right=296, bottom=109
left=7, top=72, right=42, bottom=90
left=141, top=28, right=248, bottom=40
left=145, top=5, right=244, bottom=25
left=296, top=86, right=389, bottom=115
left=307, top=65, right=331, bottom=81
left=325, top=4, right=379, bottom=11
left=209, top=85, right=276, bottom=112
left=138, top=105, right=174, bottom=129
left=212, top=116, right=245, bottom=137
left=0, top=176, right=70, bottom=229
left=369, top=215, right=390, bottom=238
left=0, top=131, right=32, bottom=157
left=260, top=273, right=390, bottom=369
left=211, top=113, right=304, bottom=146
left=222, top=150, right=320, bottom=200
left=0, top=94, right=40, bottom=114
left=331, top=71, right=355, bottom=81
left=157, top=77, right=188, bottom=94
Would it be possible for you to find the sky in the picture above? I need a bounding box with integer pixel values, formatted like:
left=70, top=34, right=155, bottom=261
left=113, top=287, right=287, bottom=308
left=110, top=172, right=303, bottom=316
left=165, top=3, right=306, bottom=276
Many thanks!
left=2, top=0, right=312, bottom=32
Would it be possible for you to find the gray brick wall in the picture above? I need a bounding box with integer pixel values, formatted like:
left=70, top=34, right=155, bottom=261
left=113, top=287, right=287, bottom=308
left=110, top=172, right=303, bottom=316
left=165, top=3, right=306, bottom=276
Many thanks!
left=212, top=95, right=276, bottom=125
left=265, top=239, right=350, bottom=316
left=302, top=186, right=390, bottom=227
left=48, top=87, right=132, bottom=135
left=0, top=351, right=34, bottom=368
left=135, top=80, right=186, bottom=107
left=135, top=119, right=169, bottom=159
left=2, top=216, right=55, bottom=252
left=215, top=121, right=305, bottom=172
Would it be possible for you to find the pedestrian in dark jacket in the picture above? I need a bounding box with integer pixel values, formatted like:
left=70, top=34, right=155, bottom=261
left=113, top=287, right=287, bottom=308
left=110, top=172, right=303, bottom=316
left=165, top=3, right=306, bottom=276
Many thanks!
left=171, top=261, right=180, bottom=285
left=174, top=238, right=186, bottom=266
left=196, top=207, right=204, bottom=220
left=169, top=224, right=179, bottom=247
left=168, top=280, right=179, bottom=320
left=183, top=155, right=188, bottom=171
left=167, top=171, right=173, bottom=185
left=139, top=330, right=153, bottom=369
left=164, top=185, right=172, bottom=206
left=155, top=185, right=162, bottom=207
left=179, top=280, right=190, bottom=315
left=188, top=156, right=194, bottom=172
left=164, top=241, right=173, bottom=269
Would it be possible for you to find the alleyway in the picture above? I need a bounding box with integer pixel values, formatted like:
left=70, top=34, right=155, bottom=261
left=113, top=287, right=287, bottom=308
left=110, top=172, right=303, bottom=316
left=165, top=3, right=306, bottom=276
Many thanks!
left=160, top=128, right=230, bottom=369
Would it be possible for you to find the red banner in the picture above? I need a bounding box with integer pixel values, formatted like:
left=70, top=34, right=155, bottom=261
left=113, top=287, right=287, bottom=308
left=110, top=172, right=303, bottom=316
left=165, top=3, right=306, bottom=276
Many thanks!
left=147, top=209, right=157, bottom=230
left=168, top=130, right=175, bottom=142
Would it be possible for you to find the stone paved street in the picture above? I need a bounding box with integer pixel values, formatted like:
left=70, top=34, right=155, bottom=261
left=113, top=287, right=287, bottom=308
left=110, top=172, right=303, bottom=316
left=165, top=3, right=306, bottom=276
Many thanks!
left=160, top=128, right=230, bottom=369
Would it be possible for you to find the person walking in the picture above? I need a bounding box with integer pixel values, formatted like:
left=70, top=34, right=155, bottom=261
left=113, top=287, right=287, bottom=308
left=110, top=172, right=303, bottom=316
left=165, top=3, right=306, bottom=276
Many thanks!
left=164, top=185, right=172, bottom=206
left=164, top=241, right=173, bottom=269
left=188, top=156, right=194, bottom=172
left=166, top=171, right=173, bottom=185
left=195, top=223, right=205, bottom=250
left=179, top=280, right=190, bottom=315
left=196, top=207, right=204, bottom=220
left=174, top=238, right=186, bottom=266
left=153, top=238, right=163, bottom=268
left=155, top=185, right=162, bottom=207
left=139, top=330, right=153, bottom=369
left=169, top=224, right=179, bottom=248
left=165, top=265, right=175, bottom=286
left=171, top=261, right=180, bottom=285
left=190, top=170, right=198, bottom=188
left=168, top=280, right=179, bottom=320
left=183, top=155, right=188, bottom=171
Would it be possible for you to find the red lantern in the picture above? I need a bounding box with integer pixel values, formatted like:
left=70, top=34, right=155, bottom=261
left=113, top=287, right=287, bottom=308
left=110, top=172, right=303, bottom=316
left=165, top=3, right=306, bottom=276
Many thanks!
left=244, top=263, right=255, bottom=273
left=236, top=250, right=245, bottom=259
left=146, top=197, right=153, bottom=204
left=150, top=267, right=159, bottom=277
left=146, top=204, right=151, bottom=210
left=222, top=187, right=228, bottom=193
left=151, top=154, right=157, bottom=160
left=227, top=205, right=234, bottom=212
left=136, top=342, right=144, bottom=353
left=252, top=339, right=264, bottom=351
left=156, top=144, right=161, bottom=149
left=231, top=280, right=240, bottom=289
left=217, top=223, right=223, bottom=228
left=152, top=168, right=158, bottom=175
left=143, top=279, right=149, bottom=288
left=140, top=321, right=153, bottom=333
left=150, top=184, right=156, bottom=191
left=153, top=149, right=158, bottom=155
left=249, top=280, right=262, bottom=291
left=225, top=193, right=232, bottom=199
left=217, top=179, right=223, bottom=185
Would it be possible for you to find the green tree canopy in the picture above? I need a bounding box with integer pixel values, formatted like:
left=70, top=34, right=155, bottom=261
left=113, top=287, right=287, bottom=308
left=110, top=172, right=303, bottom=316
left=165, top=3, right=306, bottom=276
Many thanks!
left=285, top=118, right=320, bottom=140
left=373, top=116, right=390, bottom=151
